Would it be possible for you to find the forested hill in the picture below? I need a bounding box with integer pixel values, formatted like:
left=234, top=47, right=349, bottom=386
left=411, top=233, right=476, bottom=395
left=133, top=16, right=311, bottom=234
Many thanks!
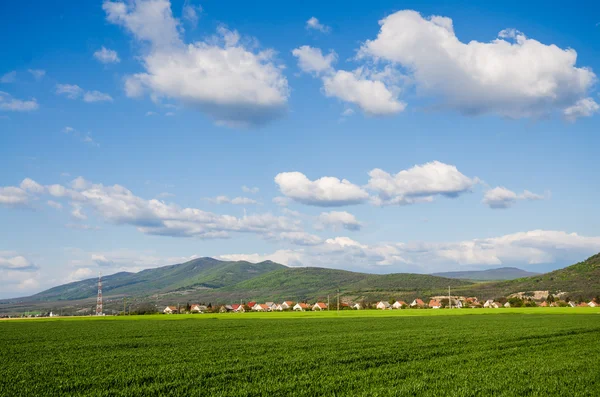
left=432, top=267, right=539, bottom=281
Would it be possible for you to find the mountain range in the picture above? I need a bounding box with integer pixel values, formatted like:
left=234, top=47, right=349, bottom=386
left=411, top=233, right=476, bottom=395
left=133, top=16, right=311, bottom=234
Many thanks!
left=432, top=267, right=540, bottom=281
left=1, top=253, right=598, bottom=314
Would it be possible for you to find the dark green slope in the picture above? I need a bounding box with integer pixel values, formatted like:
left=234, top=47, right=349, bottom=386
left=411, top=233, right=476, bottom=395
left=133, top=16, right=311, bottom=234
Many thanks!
left=459, top=253, right=600, bottom=298
left=432, top=267, right=540, bottom=281
left=226, top=267, right=473, bottom=301
left=25, top=258, right=285, bottom=302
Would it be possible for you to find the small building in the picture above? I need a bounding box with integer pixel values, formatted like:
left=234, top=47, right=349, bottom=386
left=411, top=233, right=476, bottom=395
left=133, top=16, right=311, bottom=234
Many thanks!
left=351, top=303, right=362, bottom=310
left=588, top=301, right=598, bottom=308
left=163, top=306, right=178, bottom=314
left=392, top=300, right=406, bottom=309
left=280, top=301, right=294, bottom=310
left=231, top=304, right=244, bottom=313
left=247, top=301, right=256, bottom=309
left=376, top=301, right=391, bottom=310
left=466, top=297, right=479, bottom=305
left=312, top=302, right=327, bottom=311
left=504, top=302, right=511, bottom=308
left=293, top=303, right=310, bottom=311
left=453, top=299, right=463, bottom=309
left=428, top=300, right=441, bottom=309
left=252, top=303, right=271, bottom=312
left=410, top=299, right=425, bottom=308
left=568, top=301, right=576, bottom=308
left=483, top=300, right=499, bottom=308
left=190, top=304, right=207, bottom=313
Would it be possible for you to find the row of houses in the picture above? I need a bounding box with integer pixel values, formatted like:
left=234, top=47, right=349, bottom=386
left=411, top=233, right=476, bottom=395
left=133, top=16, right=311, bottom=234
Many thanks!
left=163, top=298, right=598, bottom=314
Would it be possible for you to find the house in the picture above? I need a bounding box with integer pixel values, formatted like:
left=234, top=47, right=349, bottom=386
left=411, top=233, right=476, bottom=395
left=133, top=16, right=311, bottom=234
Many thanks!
left=265, top=302, right=277, bottom=311
left=466, top=297, right=479, bottom=305
left=539, top=301, right=548, bottom=307
left=163, top=306, right=177, bottom=314
left=429, top=300, right=442, bottom=309
left=376, top=301, right=391, bottom=310
left=410, top=299, right=425, bottom=308
left=568, top=301, right=576, bottom=308
left=252, top=303, right=271, bottom=312
left=453, top=299, right=463, bottom=309
left=190, top=304, right=207, bottom=313
left=312, top=302, right=327, bottom=311
left=280, top=301, right=294, bottom=310
left=293, top=303, right=310, bottom=311
left=231, top=304, right=244, bottom=313
left=247, top=301, right=256, bottom=309
left=274, top=304, right=284, bottom=311
left=483, top=300, right=499, bottom=308
left=392, top=300, right=406, bottom=309
left=588, top=301, right=598, bottom=308
left=504, top=302, right=511, bottom=308
left=351, top=303, right=362, bottom=310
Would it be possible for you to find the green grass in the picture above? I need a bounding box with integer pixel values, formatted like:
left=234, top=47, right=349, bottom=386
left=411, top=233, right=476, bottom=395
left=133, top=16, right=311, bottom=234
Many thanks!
left=1, top=309, right=599, bottom=396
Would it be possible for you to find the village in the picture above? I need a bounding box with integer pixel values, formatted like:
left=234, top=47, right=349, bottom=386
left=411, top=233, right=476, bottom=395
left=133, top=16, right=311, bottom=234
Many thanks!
left=162, top=296, right=599, bottom=314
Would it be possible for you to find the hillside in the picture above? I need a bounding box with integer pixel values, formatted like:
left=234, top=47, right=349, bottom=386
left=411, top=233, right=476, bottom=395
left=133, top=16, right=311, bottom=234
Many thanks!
left=23, top=258, right=285, bottom=302
left=432, top=267, right=539, bottom=281
left=459, top=254, right=600, bottom=299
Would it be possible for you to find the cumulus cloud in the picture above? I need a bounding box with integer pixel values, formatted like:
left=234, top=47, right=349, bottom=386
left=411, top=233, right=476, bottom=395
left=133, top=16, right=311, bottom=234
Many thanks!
left=0, top=177, right=299, bottom=240
left=368, top=161, right=478, bottom=206
left=306, top=17, right=330, bottom=33
left=222, top=230, right=600, bottom=272
left=275, top=171, right=369, bottom=207
left=0, top=91, right=39, bottom=111
left=358, top=10, right=597, bottom=119
left=563, top=98, right=599, bottom=121
left=483, top=187, right=546, bottom=209
left=104, top=0, right=289, bottom=127
left=315, top=211, right=362, bottom=231
left=93, top=46, right=121, bottom=64
left=0, top=253, right=38, bottom=271
left=293, top=45, right=405, bottom=115
left=28, top=69, right=46, bottom=80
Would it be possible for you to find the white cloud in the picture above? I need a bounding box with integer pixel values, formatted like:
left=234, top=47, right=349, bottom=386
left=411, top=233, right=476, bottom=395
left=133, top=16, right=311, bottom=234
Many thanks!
left=293, top=46, right=405, bottom=115
left=56, top=84, right=84, bottom=99
left=367, top=161, right=478, bottom=206
left=83, top=91, right=113, bottom=103
left=292, top=46, right=336, bottom=75
left=1, top=177, right=299, bottom=239
left=223, top=230, right=600, bottom=272
left=242, top=185, right=259, bottom=194
left=28, top=69, right=46, bottom=80
left=1, top=71, right=17, bottom=83
left=182, top=1, right=202, bottom=28
left=0, top=91, right=39, bottom=111
left=56, top=84, right=112, bottom=103
left=358, top=10, right=597, bottom=119
left=47, top=200, right=63, bottom=210
left=104, top=0, right=289, bottom=127
left=0, top=253, right=38, bottom=271
left=70, top=202, right=87, bottom=220
left=67, top=267, right=95, bottom=282
left=277, top=231, right=323, bottom=246
left=563, top=98, right=599, bottom=121
left=207, top=195, right=258, bottom=205
left=20, top=178, right=44, bottom=194
left=94, top=47, right=121, bottom=64
left=483, top=187, right=546, bottom=209
left=275, top=171, right=369, bottom=207
left=306, top=17, right=330, bottom=33
left=272, top=196, right=291, bottom=207
left=63, top=126, right=100, bottom=146
left=315, top=211, right=362, bottom=231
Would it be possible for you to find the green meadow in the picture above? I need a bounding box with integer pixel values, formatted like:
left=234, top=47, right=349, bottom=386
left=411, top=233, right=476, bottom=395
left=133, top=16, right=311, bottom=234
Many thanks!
left=1, top=308, right=599, bottom=396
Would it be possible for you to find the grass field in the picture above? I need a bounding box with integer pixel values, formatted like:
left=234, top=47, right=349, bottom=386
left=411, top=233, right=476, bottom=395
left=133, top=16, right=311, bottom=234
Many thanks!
left=1, top=309, right=599, bottom=396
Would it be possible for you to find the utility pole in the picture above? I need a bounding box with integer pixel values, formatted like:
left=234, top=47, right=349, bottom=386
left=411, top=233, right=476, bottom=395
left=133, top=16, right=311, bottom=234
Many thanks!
left=448, top=286, right=451, bottom=309
left=327, top=295, right=330, bottom=311
left=123, top=297, right=126, bottom=315
left=337, top=288, right=340, bottom=315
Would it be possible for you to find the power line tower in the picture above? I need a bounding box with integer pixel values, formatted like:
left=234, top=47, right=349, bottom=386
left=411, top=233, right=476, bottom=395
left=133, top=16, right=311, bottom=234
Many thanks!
left=96, top=274, right=103, bottom=316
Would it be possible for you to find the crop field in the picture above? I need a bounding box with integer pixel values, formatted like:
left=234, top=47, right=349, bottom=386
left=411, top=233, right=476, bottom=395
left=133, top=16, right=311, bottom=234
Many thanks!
left=1, top=309, right=599, bottom=396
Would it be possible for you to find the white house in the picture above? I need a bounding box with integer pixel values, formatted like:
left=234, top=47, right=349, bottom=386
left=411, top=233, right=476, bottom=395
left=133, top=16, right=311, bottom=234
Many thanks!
left=429, top=300, right=442, bottom=309
left=281, top=301, right=294, bottom=310
left=483, top=300, right=499, bottom=308
left=588, top=301, right=598, bottom=307
left=454, top=300, right=463, bottom=308
left=351, top=303, right=362, bottom=310
left=293, top=303, right=309, bottom=311
left=190, top=304, right=207, bottom=313
left=392, top=301, right=406, bottom=309
left=163, top=306, right=177, bottom=314
left=504, top=302, right=511, bottom=308
left=568, top=301, right=576, bottom=307
left=410, top=299, right=425, bottom=308
left=312, top=302, right=327, bottom=311
left=376, top=301, right=391, bottom=310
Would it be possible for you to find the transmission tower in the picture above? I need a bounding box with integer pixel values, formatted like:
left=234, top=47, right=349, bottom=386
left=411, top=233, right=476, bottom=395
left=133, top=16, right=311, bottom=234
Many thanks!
left=96, top=274, right=103, bottom=316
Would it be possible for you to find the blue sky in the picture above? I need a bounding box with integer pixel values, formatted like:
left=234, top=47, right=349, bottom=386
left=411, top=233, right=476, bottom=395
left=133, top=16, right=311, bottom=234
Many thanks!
left=1, top=0, right=599, bottom=298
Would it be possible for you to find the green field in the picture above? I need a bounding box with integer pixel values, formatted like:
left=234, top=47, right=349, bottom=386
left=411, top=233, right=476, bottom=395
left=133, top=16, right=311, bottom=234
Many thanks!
left=1, top=309, right=600, bottom=396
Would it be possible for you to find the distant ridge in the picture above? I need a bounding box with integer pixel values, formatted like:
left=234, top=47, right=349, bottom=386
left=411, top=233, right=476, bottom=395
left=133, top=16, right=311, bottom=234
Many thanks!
left=432, top=267, right=539, bottom=281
